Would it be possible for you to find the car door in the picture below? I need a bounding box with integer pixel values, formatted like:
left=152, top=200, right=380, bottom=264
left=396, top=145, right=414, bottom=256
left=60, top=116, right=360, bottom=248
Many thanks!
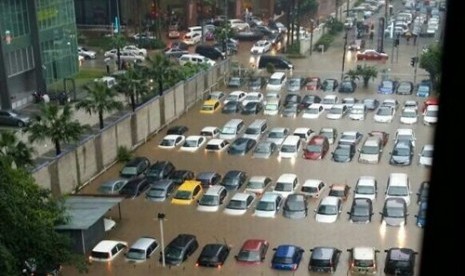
left=0, top=111, right=12, bottom=125
left=219, top=189, right=228, bottom=204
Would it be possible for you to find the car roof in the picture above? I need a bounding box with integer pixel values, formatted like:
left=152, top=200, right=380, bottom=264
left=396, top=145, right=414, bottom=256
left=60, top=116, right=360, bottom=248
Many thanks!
left=270, top=127, right=288, bottom=132
left=302, top=179, right=324, bottom=187
left=321, top=196, right=340, bottom=205
left=357, top=176, right=376, bottom=185
left=231, top=192, right=254, bottom=201
left=352, top=247, right=376, bottom=260
left=186, top=135, right=203, bottom=140
left=422, top=144, right=434, bottom=151
left=201, top=126, right=219, bottom=131
left=260, top=192, right=281, bottom=201
left=178, top=180, right=202, bottom=191
left=242, top=239, right=267, bottom=251
left=229, top=90, right=246, bottom=95
left=330, top=184, right=349, bottom=190
left=309, top=135, right=328, bottom=145
left=204, top=185, right=225, bottom=195
left=311, top=247, right=338, bottom=259
left=249, top=175, right=270, bottom=182
left=277, top=173, right=298, bottom=182
left=93, top=240, right=126, bottom=252
left=387, top=248, right=415, bottom=261
left=196, top=171, right=219, bottom=179
left=275, top=244, right=300, bottom=257
left=384, top=197, right=406, bottom=207
left=207, top=138, right=226, bottom=145
left=130, top=237, right=157, bottom=250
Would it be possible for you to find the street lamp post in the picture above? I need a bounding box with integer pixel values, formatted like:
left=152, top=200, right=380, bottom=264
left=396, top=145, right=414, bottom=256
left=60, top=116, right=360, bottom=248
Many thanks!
left=341, top=29, right=348, bottom=82
left=158, top=213, right=166, bottom=267
left=309, top=20, right=314, bottom=56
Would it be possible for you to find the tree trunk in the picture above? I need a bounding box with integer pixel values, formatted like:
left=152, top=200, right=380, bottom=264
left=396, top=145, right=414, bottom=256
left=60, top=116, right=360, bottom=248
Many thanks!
left=130, top=93, right=136, bottom=112
left=363, top=77, right=370, bottom=88
left=99, top=111, right=104, bottom=129
left=54, top=139, right=61, bottom=156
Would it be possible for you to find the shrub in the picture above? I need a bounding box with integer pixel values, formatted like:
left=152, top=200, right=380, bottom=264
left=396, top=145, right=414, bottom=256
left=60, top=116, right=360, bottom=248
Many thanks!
left=266, top=63, right=275, bottom=74
left=117, top=146, right=132, bottom=162
left=314, top=33, right=334, bottom=51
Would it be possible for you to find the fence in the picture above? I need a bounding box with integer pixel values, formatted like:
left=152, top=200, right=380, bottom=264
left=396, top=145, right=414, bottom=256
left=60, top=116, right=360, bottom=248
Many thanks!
left=31, top=59, right=231, bottom=196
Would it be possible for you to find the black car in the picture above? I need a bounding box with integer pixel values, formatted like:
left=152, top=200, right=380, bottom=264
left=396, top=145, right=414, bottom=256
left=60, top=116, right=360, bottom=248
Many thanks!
left=389, top=140, right=414, bottom=166
left=195, top=44, right=225, bottom=60
left=416, top=181, right=429, bottom=204
left=338, top=80, right=357, bottom=93
left=119, top=176, right=150, bottom=199
left=167, top=125, right=189, bottom=135
left=227, top=137, right=257, bottom=156
left=119, top=157, right=151, bottom=179
left=308, top=246, right=342, bottom=273
left=220, top=170, right=247, bottom=191
left=241, top=101, right=264, bottom=115
left=169, top=41, right=189, bottom=50
left=163, top=47, right=189, bottom=58
left=283, top=193, right=308, bottom=219
left=321, top=78, right=339, bottom=92
left=196, top=243, right=231, bottom=268
left=384, top=247, right=418, bottom=276
left=280, top=103, right=302, bottom=118
left=161, top=234, right=199, bottom=266
left=222, top=100, right=243, bottom=114
left=146, top=161, right=176, bottom=183
left=264, top=32, right=283, bottom=45
left=195, top=171, right=222, bottom=188
left=299, top=94, right=322, bottom=110
left=331, top=143, right=356, bottom=163
left=169, top=169, right=195, bottom=185
left=248, top=76, right=266, bottom=90
left=347, top=198, right=374, bottom=223
left=381, top=198, right=408, bottom=227
left=254, top=25, right=276, bottom=36
left=284, top=93, right=302, bottom=106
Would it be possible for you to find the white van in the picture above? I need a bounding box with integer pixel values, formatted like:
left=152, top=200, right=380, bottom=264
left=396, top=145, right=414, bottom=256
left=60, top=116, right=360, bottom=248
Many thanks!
left=266, top=72, right=287, bottom=91
left=242, top=119, right=268, bottom=141
left=219, top=119, right=245, bottom=140
left=178, top=54, right=216, bottom=66
left=385, top=173, right=411, bottom=206
left=279, top=135, right=302, bottom=159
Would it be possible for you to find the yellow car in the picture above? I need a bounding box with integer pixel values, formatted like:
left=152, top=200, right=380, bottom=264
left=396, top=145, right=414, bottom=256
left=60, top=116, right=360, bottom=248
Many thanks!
left=171, top=180, right=203, bottom=205
left=200, top=99, right=221, bottom=114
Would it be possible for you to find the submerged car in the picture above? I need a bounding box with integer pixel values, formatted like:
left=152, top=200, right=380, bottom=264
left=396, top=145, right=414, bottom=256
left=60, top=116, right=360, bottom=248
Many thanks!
left=271, top=244, right=304, bottom=271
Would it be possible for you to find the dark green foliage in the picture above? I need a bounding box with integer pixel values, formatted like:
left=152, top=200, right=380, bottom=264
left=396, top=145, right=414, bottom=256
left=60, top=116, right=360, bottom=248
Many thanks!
left=117, top=146, right=132, bottom=162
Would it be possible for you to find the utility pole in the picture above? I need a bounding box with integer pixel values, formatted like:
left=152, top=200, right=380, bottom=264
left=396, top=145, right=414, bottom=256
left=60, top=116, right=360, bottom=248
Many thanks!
left=341, top=30, right=348, bottom=82
left=413, top=42, right=420, bottom=84
left=158, top=213, right=166, bottom=267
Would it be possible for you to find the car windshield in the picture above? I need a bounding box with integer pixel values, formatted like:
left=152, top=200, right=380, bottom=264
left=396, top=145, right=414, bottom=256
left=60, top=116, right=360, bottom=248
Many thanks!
left=353, top=206, right=369, bottom=216
left=334, top=147, right=349, bottom=156
left=361, top=145, right=379, bottom=154
left=165, top=246, right=183, bottom=259
left=256, top=201, right=275, bottom=211
left=269, top=131, right=285, bottom=138
left=146, top=188, right=165, bottom=197
left=199, top=194, right=219, bottom=206
left=289, top=79, right=301, bottom=86
left=354, top=259, right=374, bottom=267
left=201, top=105, right=215, bottom=111
left=226, top=199, right=246, bottom=209
left=387, top=260, right=410, bottom=267
left=221, top=127, right=236, bottom=135
left=425, top=110, right=438, bottom=117
left=285, top=201, right=304, bottom=211
left=377, top=107, right=392, bottom=115
left=126, top=248, right=146, bottom=260
left=305, top=108, right=319, bottom=114
left=421, top=149, right=433, bottom=157
left=387, top=186, right=408, bottom=196
left=329, top=189, right=345, bottom=197
left=280, top=145, right=296, bottom=153
left=91, top=251, right=110, bottom=259
left=247, top=180, right=265, bottom=189
left=393, top=146, right=410, bottom=156
left=265, top=104, right=278, bottom=110
left=329, top=107, right=343, bottom=114
left=301, top=186, right=317, bottom=193
left=245, top=128, right=260, bottom=135
left=160, top=139, right=175, bottom=146
left=385, top=207, right=405, bottom=217
left=306, top=145, right=322, bottom=152
left=237, top=250, right=260, bottom=262
left=174, top=190, right=192, bottom=200
left=254, top=144, right=271, bottom=154
left=356, top=185, right=374, bottom=194
left=310, top=259, right=330, bottom=266
left=183, top=140, right=198, bottom=147
left=402, top=110, right=417, bottom=118
left=318, top=204, right=337, bottom=215
left=225, top=95, right=238, bottom=101
left=120, top=167, right=137, bottom=176
left=268, top=79, right=281, bottom=85
left=275, top=182, right=292, bottom=192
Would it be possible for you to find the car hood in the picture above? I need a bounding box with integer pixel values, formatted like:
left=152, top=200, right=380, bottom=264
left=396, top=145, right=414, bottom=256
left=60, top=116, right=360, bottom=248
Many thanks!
left=349, top=214, right=370, bottom=224
left=390, top=155, right=410, bottom=165
left=283, top=209, right=306, bottom=219
left=315, top=214, right=337, bottom=223
left=359, top=153, right=379, bottom=163
left=383, top=216, right=405, bottom=226
left=223, top=208, right=247, bottom=215
left=333, top=153, right=351, bottom=162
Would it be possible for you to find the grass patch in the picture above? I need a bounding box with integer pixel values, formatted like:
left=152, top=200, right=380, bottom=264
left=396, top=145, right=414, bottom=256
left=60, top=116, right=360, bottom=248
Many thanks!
left=75, top=68, right=106, bottom=79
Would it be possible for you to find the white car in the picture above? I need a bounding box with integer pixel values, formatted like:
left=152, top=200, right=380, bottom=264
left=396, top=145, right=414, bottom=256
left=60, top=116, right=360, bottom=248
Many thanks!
left=205, top=138, right=230, bottom=152
left=403, top=100, right=418, bottom=111
left=223, top=91, right=247, bottom=105
left=321, top=95, right=338, bottom=110
left=200, top=126, right=220, bottom=139
left=223, top=192, right=257, bottom=215
left=183, top=32, right=202, bottom=45
left=272, top=173, right=299, bottom=198
left=349, top=103, right=367, bottom=120
left=245, top=176, right=272, bottom=195
left=300, top=179, right=327, bottom=198
left=423, top=104, right=438, bottom=125
left=293, top=127, right=314, bottom=142
left=250, top=40, right=272, bottom=54
left=253, top=192, right=283, bottom=218
left=339, top=131, right=363, bottom=145
left=119, top=51, right=145, bottom=63
left=400, top=107, right=418, bottom=124
left=178, top=54, right=216, bottom=66
left=89, top=240, right=128, bottom=262
left=104, top=48, right=118, bottom=58
left=354, top=176, right=378, bottom=201
left=302, top=104, right=324, bottom=119
left=78, top=46, right=96, bottom=59
left=394, top=128, right=416, bottom=147
left=241, top=92, right=264, bottom=107
left=122, top=45, right=147, bottom=56
left=326, top=104, right=349, bottom=120
left=207, top=91, right=226, bottom=102
left=315, top=196, right=342, bottom=223
left=228, top=19, right=250, bottom=31
left=158, top=135, right=185, bottom=149
left=418, top=144, right=434, bottom=166
left=180, top=135, right=207, bottom=152
left=265, top=127, right=290, bottom=146
left=374, top=106, right=395, bottom=123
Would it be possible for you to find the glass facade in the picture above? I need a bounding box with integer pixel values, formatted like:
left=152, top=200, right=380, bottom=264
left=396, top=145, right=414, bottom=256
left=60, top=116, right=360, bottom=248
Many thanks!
left=0, top=0, right=78, bottom=109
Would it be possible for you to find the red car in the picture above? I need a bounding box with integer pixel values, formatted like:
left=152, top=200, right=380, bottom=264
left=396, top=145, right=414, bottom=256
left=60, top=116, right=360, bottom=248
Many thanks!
left=303, top=135, right=330, bottom=160
left=421, top=97, right=439, bottom=112
left=305, top=77, right=322, bottom=91
left=368, top=131, right=389, bottom=147
left=356, top=49, right=388, bottom=61
left=235, top=239, right=269, bottom=264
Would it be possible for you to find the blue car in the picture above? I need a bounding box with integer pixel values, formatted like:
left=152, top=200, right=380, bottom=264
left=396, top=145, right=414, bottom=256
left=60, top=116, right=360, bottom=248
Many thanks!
left=271, top=244, right=304, bottom=271
left=416, top=80, right=432, bottom=97
left=415, top=200, right=427, bottom=228
left=378, top=80, right=397, bottom=94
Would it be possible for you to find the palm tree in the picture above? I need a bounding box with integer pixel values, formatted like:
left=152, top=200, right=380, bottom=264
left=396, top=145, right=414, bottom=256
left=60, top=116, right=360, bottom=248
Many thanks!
left=146, top=54, right=180, bottom=95
left=357, top=65, right=378, bottom=88
left=115, top=66, right=149, bottom=112
left=0, top=131, right=35, bottom=169
left=26, top=104, right=90, bottom=156
left=344, top=69, right=360, bottom=82
left=77, top=81, right=124, bottom=129
left=111, top=34, right=127, bottom=70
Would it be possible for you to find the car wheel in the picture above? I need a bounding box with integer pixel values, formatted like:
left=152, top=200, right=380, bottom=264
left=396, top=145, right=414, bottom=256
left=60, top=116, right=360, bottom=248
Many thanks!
left=17, top=121, right=25, bottom=127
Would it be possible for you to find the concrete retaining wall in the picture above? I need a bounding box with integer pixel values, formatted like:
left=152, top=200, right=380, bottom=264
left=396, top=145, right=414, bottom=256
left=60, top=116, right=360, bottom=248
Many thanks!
left=31, top=60, right=229, bottom=196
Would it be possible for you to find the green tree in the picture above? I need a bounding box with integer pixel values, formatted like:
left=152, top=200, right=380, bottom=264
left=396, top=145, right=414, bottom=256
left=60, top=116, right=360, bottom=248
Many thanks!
left=419, top=43, right=441, bottom=91
left=111, top=34, right=127, bottom=70
left=115, top=66, right=149, bottom=112
left=357, top=65, right=378, bottom=88
left=344, top=68, right=360, bottom=82
left=78, top=82, right=124, bottom=129
left=146, top=53, right=180, bottom=95
left=213, top=23, right=235, bottom=53
left=26, top=104, right=90, bottom=156
left=0, top=131, right=35, bottom=169
left=0, top=157, right=86, bottom=274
